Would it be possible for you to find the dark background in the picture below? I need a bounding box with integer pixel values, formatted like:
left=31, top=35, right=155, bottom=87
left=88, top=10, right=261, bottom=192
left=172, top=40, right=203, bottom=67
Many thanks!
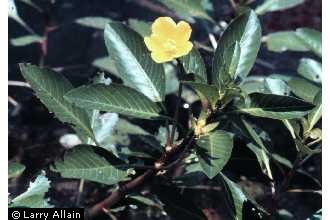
left=9, top=0, right=321, bottom=219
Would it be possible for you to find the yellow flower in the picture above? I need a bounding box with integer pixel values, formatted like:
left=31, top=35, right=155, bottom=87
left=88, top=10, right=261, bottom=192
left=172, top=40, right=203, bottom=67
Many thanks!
left=144, top=17, right=193, bottom=63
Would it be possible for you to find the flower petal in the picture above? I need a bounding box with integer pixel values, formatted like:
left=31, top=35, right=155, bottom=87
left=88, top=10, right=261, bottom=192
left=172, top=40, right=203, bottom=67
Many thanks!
left=145, top=17, right=193, bottom=63
left=175, top=41, right=193, bottom=57
left=151, top=51, right=174, bottom=63
left=151, top=17, right=177, bottom=38
left=176, top=21, right=192, bottom=42
left=144, top=35, right=161, bottom=51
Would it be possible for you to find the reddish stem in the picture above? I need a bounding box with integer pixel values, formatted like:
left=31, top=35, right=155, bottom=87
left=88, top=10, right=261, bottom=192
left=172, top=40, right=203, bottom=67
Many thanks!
left=85, top=170, right=154, bottom=219
left=85, top=134, right=195, bottom=219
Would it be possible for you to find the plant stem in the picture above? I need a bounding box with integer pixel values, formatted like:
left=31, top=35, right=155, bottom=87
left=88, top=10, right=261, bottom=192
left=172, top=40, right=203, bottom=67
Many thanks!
left=245, top=0, right=256, bottom=5
left=85, top=133, right=194, bottom=219
left=85, top=170, right=154, bottom=219
left=271, top=154, right=302, bottom=215
left=169, top=59, right=185, bottom=146
left=255, top=58, right=276, bottom=70
left=170, top=83, right=182, bottom=145
left=163, top=135, right=194, bottom=170
left=194, top=41, right=214, bottom=52
left=86, top=59, right=194, bottom=219
left=208, top=33, right=218, bottom=49
left=76, top=179, right=85, bottom=206
left=280, top=156, right=301, bottom=193
left=8, top=81, right=31, bottom=88
left=229, top=0, right=237, bottom=11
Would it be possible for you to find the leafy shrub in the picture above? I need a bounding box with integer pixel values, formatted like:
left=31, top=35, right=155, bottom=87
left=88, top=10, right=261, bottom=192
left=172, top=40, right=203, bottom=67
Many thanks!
left=9, top=0, right=321, bottom=219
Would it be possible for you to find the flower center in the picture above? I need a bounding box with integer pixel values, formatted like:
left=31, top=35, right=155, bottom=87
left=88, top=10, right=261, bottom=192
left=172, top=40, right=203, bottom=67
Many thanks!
left=163, top=39, right=178, bottom=56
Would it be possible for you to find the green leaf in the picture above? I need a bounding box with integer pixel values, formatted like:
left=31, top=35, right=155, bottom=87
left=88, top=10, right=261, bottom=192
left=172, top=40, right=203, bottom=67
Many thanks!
left=288, top=77, right=320, bottom=103
left=241, top=77, right=268, bottom=94
left=298, top=58, right=322, bottom=83
left=65, top=84, right=162, bottom=119
left=217, top=173, right=269, bottom=220
left=239, top=93, right=315, bottom=120
left=234, top=117, right=273, bottom=179
left=264, top=78, right=290, bottom=95
left=268, top=74, right=293, bottom=82
left=75, top=16, right=112, bottom=29
left=128, top=195, right=163, bottom=209
left=82, top=72, right=150, bottom=148
left=241, top=76, right=290, bottom=95
left=87, top=110, right=150, bottom=152
left=18, top=0, right=43, bottom=12
left=213, top=41, right=242, bottom=89
left=92, top=57, right=120, bottom=79
left=80, top=73, right=113, bottom=146
left=295, top=28, right=322, bottom=57
left=203, top=122, right=220, bottom=134
left=282, top=119, right=300, bottom=140
left=256, top=0, right=305, bottom=15
left=128, top=19, right=151, bottom=37
left=8, top=162, right=25, bottom=179
left=196, top=130, right=233, bottom=179
left=156, top=0, right=214, bottom=22
left=308, top=91, right=322, bottom=131
left=180, top=47, right=208, bottom=83
left=271, top=154, right=293, bottom=168
left=310, top=209, right=322, bottom=220
left=275, top=209, right=294, bottom=219
left=218, top=173, right=247, bottom=220
left=212, top=10, right=261, bottom=87
left=91, top=114, right=152, bottom=158
left=295, top=138, right=321, bottom=155
left=104, top=22, right=165, bottom=102
left=240, top=118, right=267, bottom=151
left=115, top=119, right=150, bottom=136
left=10, top=171, right=52, bottom=208
left=92, top=112, right=119, bottom=145
left=164, top=63, right=180, bottom=94
left=19, top=64, right=95, bottom=141
left=245, top=141, right=272, bottom=180
left=8, top=0, right=34, bottom=33
left=263, top=31, right=309, bottom=53
left=183, top=82, right=219, bottom=109
left=52, top=145, right=128, bottom=185
left=225, top=42, right=241, bottom=79
left=156, top=126, right=178, bottom=147
left=264, top=28, right=321, bottom=56
left=10, top=35, right=43, bottom=46
left=7, top=1, right=15, bottom=16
